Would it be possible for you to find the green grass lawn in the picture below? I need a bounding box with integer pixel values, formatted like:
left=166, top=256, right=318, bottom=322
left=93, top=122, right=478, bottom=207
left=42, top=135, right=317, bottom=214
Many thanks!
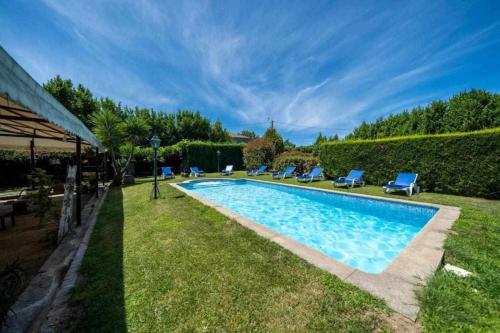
left=71, top=171, right=499, bottom=332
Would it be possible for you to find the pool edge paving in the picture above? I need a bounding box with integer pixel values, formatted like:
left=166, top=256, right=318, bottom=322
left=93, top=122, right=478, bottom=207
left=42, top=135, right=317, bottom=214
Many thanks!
left=171, top=179, right=461, bottom=320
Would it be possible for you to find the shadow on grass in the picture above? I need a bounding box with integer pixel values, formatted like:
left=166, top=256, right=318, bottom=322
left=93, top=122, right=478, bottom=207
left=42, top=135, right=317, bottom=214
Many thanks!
left=71, top=186, right=126, bottom=332
left=133, top=177, right=152, bottom=185
left=169, top=194, right=185, bottom=199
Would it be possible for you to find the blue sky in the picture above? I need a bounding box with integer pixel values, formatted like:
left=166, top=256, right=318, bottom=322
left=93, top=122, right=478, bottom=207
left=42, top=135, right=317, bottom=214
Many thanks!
left=1, top=0, right=499, bottom=145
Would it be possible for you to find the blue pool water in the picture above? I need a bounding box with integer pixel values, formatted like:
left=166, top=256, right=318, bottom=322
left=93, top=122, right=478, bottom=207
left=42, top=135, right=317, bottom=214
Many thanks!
left=180, top=179, right=437, bottom=273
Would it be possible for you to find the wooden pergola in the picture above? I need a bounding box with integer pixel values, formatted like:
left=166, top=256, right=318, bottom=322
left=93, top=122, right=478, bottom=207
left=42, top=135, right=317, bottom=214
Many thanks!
left=0, top=46, right=104, bottom=225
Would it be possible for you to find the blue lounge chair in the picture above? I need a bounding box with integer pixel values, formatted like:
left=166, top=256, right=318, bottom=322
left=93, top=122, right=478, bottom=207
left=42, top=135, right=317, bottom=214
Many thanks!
left=333, top=169, right=365, bottom=188
left=272, top=166, right=296, bottom=179
left=297, top=166, right=324, bottom=183
left=161, top=166, right=175, bottom=179
left=247, top=165, right=267, bottom=176
left=190, top=166, right=205, bottom=177
left=383, top=173, right=419, bottom=196
left=221, top=165, right=234, bottom=176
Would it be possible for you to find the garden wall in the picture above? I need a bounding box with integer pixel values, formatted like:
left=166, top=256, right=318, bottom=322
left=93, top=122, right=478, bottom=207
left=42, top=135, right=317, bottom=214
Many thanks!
left=319, top=128, right=500, bottom=198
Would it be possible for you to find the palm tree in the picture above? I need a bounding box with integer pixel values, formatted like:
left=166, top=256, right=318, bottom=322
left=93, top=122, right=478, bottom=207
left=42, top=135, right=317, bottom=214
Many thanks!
left=92, top=109, right=150, bottom=185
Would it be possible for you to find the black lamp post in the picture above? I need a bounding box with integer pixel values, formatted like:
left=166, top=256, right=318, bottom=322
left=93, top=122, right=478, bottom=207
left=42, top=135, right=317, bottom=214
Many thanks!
left=216, top=150, right=221, bottom=173
left=151, top=135, right=161, bottom=199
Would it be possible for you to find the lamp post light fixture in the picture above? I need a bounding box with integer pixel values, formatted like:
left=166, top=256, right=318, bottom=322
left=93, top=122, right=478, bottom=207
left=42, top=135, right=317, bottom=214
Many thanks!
left=151, top=134, right=161, bottom=199
left=216, top=150, right=221, bottom=173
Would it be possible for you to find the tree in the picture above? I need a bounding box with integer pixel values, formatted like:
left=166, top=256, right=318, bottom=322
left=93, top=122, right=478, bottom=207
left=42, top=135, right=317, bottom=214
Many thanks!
left=262, top=127, right=285, bottom=155
left=314, top=132, right=328, bottom=145
left=73, top=84, right=99, bottom=128
left=132, top=108, right=178, bottom=146
left=243, top=139, right=274, bottom=169
left=92, top=109, right=150, bottom=185
left=284, top=139, right=296, bottom=151
left=175, top=110, right=211, bottom=141
left=43, top=76, right=98, bottom=128
left=161, top=113, right=178, bottom=145
left=348, top=121, right=371, bottom=140
left=345, top=89, right=500, bottom=140
left=330, top=134, right=339, bottom=141
left=238, top=130, right=257, bottom=139
left=444, top=89, right=500, bottom=132
left=44, top=76, right=239, bottom=146
left=209, top=120, right=230, bottom=142
left=43, top=75, right=74, bottom=111
left=421, top=101, right=447, bottom=134
left=99, top=97, right=126, bottom=119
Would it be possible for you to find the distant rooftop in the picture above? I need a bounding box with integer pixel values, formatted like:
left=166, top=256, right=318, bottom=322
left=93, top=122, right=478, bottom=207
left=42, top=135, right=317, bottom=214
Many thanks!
left=229, top=132, right=252, bottom=143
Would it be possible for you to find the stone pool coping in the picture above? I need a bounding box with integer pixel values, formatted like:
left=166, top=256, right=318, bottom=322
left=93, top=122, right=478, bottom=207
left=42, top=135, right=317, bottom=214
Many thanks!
left=171, top=178, right=460, bottom=320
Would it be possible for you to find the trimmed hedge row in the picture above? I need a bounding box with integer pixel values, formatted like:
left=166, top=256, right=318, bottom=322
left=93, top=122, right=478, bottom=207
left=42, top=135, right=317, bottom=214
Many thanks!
left=178, top=141, right=244, bottom=172
left=132, top=145, right=182, bottom=163
left=131, top=145, right=183, bottom=176
left=319, top=128, right=500, bottom=198
left=132, top=141, right=244, bottom=174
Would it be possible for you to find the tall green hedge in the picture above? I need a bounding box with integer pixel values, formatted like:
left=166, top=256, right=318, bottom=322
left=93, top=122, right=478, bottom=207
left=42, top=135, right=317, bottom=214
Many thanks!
left=319, top=128, right=500, bottom=198
left=131, top=141, right=244, bottom=173
left=133, top=145, right=182, bottom=163
left=178, top=140, right=244, bottom=172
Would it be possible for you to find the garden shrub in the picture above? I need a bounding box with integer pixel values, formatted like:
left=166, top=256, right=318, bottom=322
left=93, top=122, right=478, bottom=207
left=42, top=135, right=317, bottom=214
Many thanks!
left=28, top=168, right=54, bottom=223
left=319, top=128, right=500, bottom=198
left=295, top=146, right=314, bottom=154
left=243, top=139, right=274, bottom=170
left=273, top=151, right=320, bottom=174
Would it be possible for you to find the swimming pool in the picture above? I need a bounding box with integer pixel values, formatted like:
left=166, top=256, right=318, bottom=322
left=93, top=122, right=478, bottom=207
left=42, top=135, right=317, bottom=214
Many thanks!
left=179, top=179, right=438, bottom=274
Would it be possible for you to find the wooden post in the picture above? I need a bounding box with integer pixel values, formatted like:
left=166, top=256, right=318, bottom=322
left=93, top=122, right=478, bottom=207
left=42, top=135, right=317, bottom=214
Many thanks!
left=103, top=151, right=107, bottom=185
left=58, top=165, right=77, bottom=243
left=76, top=137, right=82, bottom=226
left=30, top=130, right=36, bottom=189
left=30, top=138, right=35, bottom=170
left=95, top=147, right=99, bottom=198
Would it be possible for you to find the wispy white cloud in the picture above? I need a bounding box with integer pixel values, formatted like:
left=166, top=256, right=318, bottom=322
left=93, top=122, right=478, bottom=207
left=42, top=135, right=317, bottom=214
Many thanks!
left=1, top=0, right=499, bottom=144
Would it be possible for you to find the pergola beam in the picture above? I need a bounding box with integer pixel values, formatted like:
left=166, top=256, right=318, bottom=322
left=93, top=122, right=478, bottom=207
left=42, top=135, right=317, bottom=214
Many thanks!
left=0, top=103, right=31, bottom=113
left=0, top=132, right=78, bottom=142
left=0, top=121, right=61, bottom=138
left=2, top=107, right=68, bottom=132
left=0, top=114, right=50, bottom=123
left=0, top=123, right=29, bottom=135
left=0, top=115, right=66, bottom=133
